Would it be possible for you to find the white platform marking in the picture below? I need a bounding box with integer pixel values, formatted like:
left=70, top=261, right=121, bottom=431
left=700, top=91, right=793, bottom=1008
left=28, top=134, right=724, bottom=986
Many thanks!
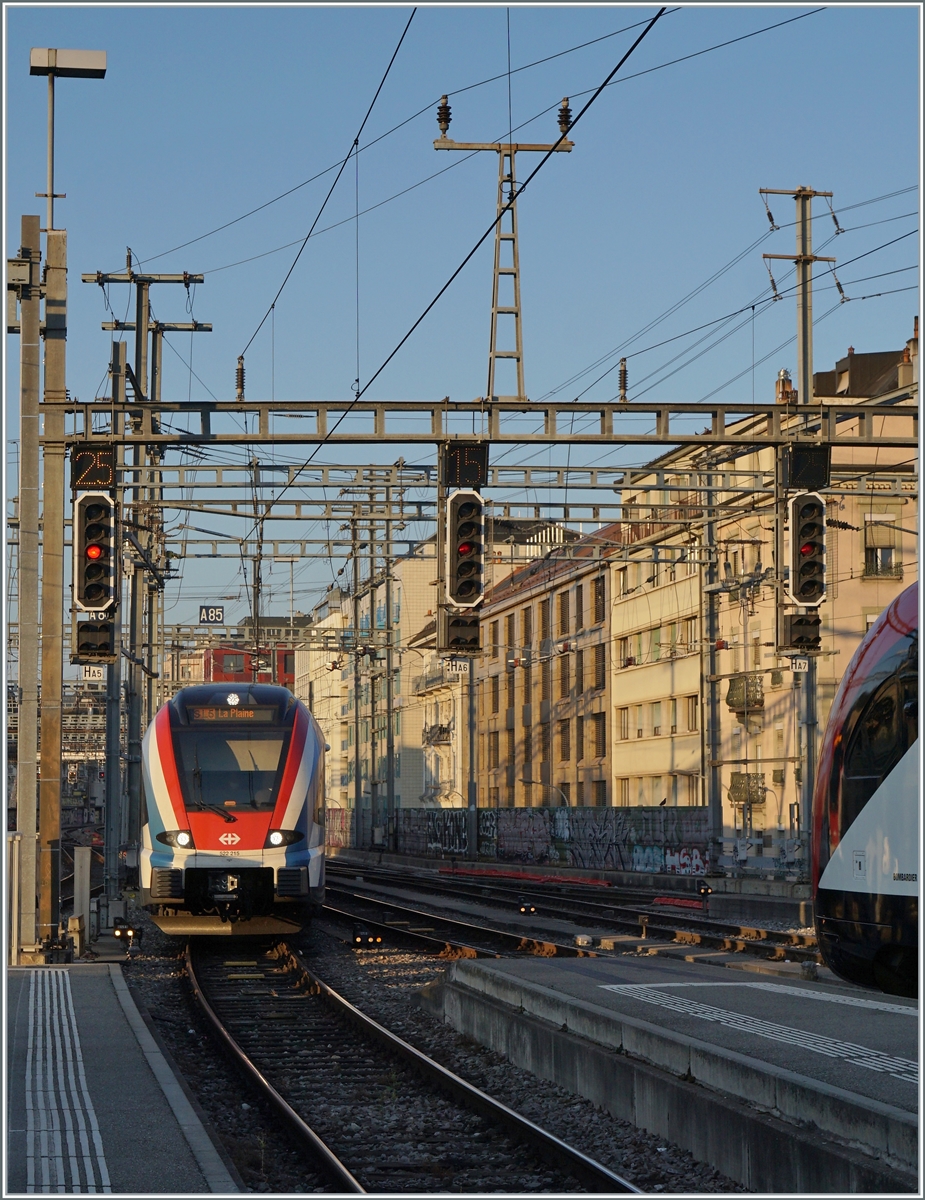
left=26, top=971, right=111, bottom=1193
left=600, top=982, right=917, bottom=1084
left=602, top=980, right=917, bottom=1015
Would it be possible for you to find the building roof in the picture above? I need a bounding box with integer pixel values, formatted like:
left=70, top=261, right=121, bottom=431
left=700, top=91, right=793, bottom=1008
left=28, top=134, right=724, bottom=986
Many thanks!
left=484, top=521, right=623, bottom=609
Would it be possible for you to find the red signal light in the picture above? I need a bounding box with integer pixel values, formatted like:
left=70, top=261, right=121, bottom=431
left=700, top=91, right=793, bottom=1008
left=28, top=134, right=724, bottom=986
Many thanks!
left=86, top=544, right=103, bottom=560
left=800, top=543, right=815, bottom=556
left=457, top=541, right=474, bottom=556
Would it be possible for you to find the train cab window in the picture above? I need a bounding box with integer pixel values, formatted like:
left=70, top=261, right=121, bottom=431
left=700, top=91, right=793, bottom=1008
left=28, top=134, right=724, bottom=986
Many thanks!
left=176, top=729, right=288, bottom=811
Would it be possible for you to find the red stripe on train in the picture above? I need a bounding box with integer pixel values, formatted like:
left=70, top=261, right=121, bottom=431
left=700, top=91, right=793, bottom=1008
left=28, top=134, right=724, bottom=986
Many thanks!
left=272, top=705, right=309, bottom=826
left=155, top=705, right=188, bottom=828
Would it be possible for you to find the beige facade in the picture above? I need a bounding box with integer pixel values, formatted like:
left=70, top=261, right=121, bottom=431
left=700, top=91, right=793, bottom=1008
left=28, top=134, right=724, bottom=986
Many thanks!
left=475, top=324, right=918, bottom=870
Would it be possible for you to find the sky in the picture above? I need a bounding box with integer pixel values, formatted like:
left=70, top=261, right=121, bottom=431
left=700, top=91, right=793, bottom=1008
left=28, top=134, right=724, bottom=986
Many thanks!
left=3, top=3, right=921, bottom=647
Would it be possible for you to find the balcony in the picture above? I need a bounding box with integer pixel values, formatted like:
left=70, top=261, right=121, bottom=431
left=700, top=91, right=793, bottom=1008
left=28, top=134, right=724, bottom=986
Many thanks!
left=422, top=723, right=452, bottom=745
left=412, top=663, right=460, bottom=694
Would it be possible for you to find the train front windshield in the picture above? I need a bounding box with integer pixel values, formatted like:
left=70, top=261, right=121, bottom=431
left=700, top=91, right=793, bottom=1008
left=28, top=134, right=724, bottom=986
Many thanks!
left=175, top=728, right=288, bottom=811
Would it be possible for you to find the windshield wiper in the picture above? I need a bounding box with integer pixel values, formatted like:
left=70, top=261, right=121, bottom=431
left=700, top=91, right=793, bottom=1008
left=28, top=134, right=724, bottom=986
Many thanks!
left=195, top=801, right=237, bottom=823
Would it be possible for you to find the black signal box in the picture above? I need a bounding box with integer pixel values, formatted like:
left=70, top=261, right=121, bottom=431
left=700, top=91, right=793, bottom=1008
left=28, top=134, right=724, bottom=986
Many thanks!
left=783, top=445, right=831, bottom=491
left=72, top=616, right=117, bottom=664
left=783, top=613, right=822, bottom=651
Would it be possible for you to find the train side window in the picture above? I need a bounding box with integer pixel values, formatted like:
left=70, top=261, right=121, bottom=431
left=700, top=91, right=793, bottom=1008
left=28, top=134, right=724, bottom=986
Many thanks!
left=901, top=677, right=917, bottom=747
left=840, top=679, right=900, bottom=832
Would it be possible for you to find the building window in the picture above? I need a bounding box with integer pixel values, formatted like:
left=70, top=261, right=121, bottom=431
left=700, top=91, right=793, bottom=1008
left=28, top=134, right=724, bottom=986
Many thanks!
left=687, top=694, right=699, bottom=732
left=617, top=567, right=628, bottom=597
left=541, top=660, right=551, bottom=702
left=576, top=781, right=585, bottom=806
left=523, top=781, right=533, bottom=807
left=592, top=712, right=606, bottom=757
left=506, top=613, right=516, bottom=659
left=559, top=654, right=571, bottom=699
left=619, top=778, right=630, bottom=806
left=576, top=716, right=584, bottom=762
left=506, top=786, right=515, bottom=807
left=523, top=664, right=533, bottom=705
left=636, top=705, right=644, bottom=739
left=864, top=515, right=900, bottom=577
left=557, top=591, right=570, bottom=637
left=539, top=722, right=550, bottom=763
left=575, top=583, right=584, bottom=631
left=670, top=698, right=678, bottom=734
left=619, top=707, right=629, bottom=740
left=592, top=780, right=607, bottom=807
left=523, top=728, right=533, bottom=765
left=539, top=599, right=551, bottom=642
left=594, top=643, right=606, bottom=689
left=593, top=576, right=606, bottom=623
left=224, top=653, right=245, bottom=674
left=575, top=649, right=584, bottom=692
left=491, top=675, right=500, bottom=714
left=559, top=719, right=571, bottom=762
left=488, top=731, right=500, bottom=769
left=490, top=621, right=500, bottom=658
left=652, top=627, right=661, bottom=661
left=522, top=606, right=533, bottom=647
left=507, top=669, right=515, bottom=709
left=506, top=727, right=515, bottom=764
left=283, top=652, right=295, bottom=676
left=560, top=781, right=571, bottom=806
left=489, top=786, right=500, bottom=807
left=651, top=701, right=661, bottom=737
left=619, top=636, right=630, bottom=667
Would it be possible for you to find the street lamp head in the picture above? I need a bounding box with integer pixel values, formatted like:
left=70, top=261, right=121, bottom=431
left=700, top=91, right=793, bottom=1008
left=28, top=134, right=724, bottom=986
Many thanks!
left=30, top=48, right=107, bottom=78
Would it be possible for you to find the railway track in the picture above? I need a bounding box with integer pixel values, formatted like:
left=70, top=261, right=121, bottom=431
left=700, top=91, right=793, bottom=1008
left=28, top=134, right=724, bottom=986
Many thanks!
left=186, top=938, right=639, bottom=1193
left=326, top=861, right=820, bottom=964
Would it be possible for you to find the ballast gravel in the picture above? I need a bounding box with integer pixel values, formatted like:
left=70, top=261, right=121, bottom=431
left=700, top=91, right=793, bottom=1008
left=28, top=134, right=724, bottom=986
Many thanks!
left=121, top=906, right=748, bottom=1193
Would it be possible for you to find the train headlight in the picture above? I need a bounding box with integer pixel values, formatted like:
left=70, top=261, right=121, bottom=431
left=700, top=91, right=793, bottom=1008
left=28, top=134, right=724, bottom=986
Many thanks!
left=156, top=830, right=195, bottom=848
left=264, top=829, right=304, bottom=848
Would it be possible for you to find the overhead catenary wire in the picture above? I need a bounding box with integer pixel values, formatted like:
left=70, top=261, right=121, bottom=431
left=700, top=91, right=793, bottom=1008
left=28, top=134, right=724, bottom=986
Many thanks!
left=239, top=7, right=417, bottom=360
left=232, top=6, right=668, bottom=547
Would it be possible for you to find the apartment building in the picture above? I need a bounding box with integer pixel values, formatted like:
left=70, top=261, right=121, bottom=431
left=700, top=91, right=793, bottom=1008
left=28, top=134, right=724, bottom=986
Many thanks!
left=475, top=320, right=918, bottom=867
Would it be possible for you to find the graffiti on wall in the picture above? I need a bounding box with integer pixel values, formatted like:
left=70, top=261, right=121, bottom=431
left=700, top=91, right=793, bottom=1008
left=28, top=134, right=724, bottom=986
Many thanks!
left=330, top=805, right=711, bottom=874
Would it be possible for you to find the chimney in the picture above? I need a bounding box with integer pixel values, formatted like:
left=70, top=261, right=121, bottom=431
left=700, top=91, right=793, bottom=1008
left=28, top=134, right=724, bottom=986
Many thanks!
left=775, top=367, right=796, bottom=404
left=847, top=346, right=854, bottom=356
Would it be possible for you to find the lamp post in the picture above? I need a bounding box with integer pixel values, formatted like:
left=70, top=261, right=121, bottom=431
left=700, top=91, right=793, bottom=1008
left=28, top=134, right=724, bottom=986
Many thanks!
left=521, top=780, right=570, bottom=807
left=18, top=47, right=106, bottom=957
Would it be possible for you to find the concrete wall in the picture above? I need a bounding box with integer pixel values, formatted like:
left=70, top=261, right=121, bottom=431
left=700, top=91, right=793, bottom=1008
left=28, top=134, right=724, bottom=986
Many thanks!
left=326, top=804, right=711, bottom=874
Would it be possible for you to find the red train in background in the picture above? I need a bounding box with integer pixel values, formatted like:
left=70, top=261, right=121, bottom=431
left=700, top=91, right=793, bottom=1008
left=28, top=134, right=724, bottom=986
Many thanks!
left=205, top=646, right=296, bottom=689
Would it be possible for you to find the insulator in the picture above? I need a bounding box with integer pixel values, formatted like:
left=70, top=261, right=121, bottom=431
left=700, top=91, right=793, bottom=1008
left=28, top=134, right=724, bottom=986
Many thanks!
left=619, top=357, right=628, bottom=402
left=558, top=98, right=572, bottom=135
left=235, top=355, right=245, bottom=402
left=126, top=247, right=132, bottom=271
left=437, top=95, right=451, bottom=136
left=765, top=208, right=776, bottom=228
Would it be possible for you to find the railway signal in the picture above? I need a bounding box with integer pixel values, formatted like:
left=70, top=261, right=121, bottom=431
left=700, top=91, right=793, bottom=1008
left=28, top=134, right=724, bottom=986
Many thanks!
left=446, top=489, right=485, bottom=608
left=787, top=492, right=826, bottom=606
left=73, top=491, right=118, bottom=612
left=73, top=616, right=116, bottom=662
left=783, top=613, right=822, bottom=651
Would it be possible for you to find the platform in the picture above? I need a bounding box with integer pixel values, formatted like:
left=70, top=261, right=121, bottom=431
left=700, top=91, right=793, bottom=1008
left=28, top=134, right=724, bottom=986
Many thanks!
left=431, top=953, right=918, bottom=1193
left=6, top=962, right=239, bottom=1194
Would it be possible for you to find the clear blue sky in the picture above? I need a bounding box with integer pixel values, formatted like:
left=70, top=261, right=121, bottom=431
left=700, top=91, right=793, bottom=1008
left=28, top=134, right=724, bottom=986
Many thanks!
left=4, top=3, right=921, bottom=635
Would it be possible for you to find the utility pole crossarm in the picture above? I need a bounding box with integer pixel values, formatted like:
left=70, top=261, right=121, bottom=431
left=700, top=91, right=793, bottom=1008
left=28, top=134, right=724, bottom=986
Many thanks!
left=434, top=139, right=573, bottom=152
left=102, top=320, right=212, bottom=332
left=81, top=272, right=204, bottom=285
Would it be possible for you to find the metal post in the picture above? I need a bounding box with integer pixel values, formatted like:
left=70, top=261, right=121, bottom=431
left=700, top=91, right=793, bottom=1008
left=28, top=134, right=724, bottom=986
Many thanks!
left=467, top=657, right=477, bottom=859
left=8, top=834, right=23, bottom=966
left=46, top=71, right=55, bottom=231
left=384, top=487, right=396, bottom=850
left=16, top=214, right=42, bottom=957
left=104, top=343, right=125, bottom=898
left=351, top=519, right=362, bottom=838
left=125, top=279, right=148, bottom=853
left=38, top=227, right=68, bottom=943
left=72, top=845, right=91, bottom=937
left=703, top=466, right=724, bottom=872
left=487, top=147, right=525, bottom=401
